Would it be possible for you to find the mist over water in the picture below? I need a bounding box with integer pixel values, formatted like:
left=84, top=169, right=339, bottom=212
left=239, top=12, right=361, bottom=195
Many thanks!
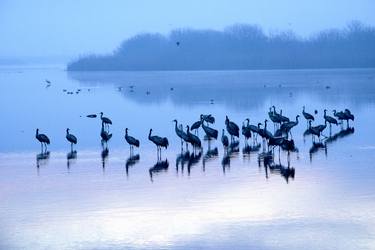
left=0, top=67, right=375, bottom=249
left=1, top=1, right=375, bottom=249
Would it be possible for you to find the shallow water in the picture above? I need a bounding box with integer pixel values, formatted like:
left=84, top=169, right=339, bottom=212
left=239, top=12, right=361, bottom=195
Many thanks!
left=0, top=67, right=375, bottom=250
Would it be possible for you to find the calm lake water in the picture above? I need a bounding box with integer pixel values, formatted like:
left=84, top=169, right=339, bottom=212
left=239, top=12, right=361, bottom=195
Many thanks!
left=0, top=67, right=375, bottom=250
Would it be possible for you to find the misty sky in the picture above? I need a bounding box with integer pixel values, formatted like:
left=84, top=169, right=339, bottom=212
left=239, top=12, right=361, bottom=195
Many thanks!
left=1, top=0, right=374, bottom=61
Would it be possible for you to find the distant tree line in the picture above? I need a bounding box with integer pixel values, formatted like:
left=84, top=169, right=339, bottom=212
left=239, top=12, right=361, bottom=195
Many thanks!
left=67, top=21, right=375, bottom=71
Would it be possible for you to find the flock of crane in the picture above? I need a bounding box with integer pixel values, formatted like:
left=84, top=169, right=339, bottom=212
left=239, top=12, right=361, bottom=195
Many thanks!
left=35, top=107, right=355, bottom=158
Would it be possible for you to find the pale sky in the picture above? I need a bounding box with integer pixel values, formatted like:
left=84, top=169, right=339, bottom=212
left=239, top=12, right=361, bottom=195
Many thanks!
left=0, top=0, right=374, bottom=61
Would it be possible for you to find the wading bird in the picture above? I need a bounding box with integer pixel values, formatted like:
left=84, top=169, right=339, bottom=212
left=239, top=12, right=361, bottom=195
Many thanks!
left=309, top=120, right=327, bottom=142
left=201, top=114, right=215, bottom=125
left=324, top=109, right=338, bottom=132
left=225, top=116, right=239, bottom=142
left=280, top=115, right=299, bottom=138
left=149, top=129, right=169, bottom=158
left=344, top=109, right=354, bottom=126
left=186, top=125, right=201, bottom=150
left=245, top=118, right=260, bottom=143
left=302, top=106, right=314, bottom=126
left=279, top=109, right=290, bottom=123
left=35, top=129, right=50, bottom=151
left=173, top=120, right=189, bottom=150
left=125, top=128, right=140, bottom=154
left=66, top=128, right=77, bottom=151
left=201, top=117, right=218, bottom=140
left=100, top=112, right=112, bottom=129
left=221, top=129, right=229, bottom=148
left=333, top=109, right=346, bottom=125
left=242, top=120, right=252, bottom=144
left=100, top=122, right=112, bottom=145
left=190, top=120, right=201, bottom=135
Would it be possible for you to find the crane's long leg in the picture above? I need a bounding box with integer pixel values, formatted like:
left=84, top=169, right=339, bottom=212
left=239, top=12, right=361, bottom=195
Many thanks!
left=329, top=123, right=332, bottom=136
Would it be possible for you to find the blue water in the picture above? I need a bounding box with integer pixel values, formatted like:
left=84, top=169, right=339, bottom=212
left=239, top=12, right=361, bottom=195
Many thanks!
left=0, top=67, right=374, bottom=249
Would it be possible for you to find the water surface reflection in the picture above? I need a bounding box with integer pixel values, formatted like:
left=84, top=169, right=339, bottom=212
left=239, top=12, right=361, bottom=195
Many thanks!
left=1, top=68, right=375, bottom=250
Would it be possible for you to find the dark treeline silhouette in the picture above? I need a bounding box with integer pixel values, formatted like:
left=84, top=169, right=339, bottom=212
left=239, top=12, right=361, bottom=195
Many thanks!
left=67, top=22, right=375, bottom=71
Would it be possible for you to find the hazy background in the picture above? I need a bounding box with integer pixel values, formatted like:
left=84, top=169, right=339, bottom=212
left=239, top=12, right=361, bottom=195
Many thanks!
left=1, top=0, right=375, bottom=65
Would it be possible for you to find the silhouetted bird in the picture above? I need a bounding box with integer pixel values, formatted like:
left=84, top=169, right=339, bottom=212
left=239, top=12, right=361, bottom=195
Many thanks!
left=100, top=112, right=112, bottom=128
left=45, top=79, right=51, bottom=88
left=190, top=120, right=201, bottom=135
left=35, top=129, right=50, bottom=151
left=344, top=109, right=354, bottom=126
left=100, top=122, right=112, bottom=144
left=309, top=120, right=327, bottom=142
left=268, top=136, right=285, bottom=151
left=280, top=115, right=299, bottom=137
left=344, top=109, right=354, bottom=120
left=225, top=116, right=239, bottom=141
left=148, top=129, right=169, bottom=155
left=245, top=118, right=260, bottom=140
left=66, top=128, right=77, bottom=151
left=201, top=114, right=215, bottom=125
left=173, top=120, right=189, bottom=148
left=176, top=41, right=180, bottom=46
left=221, top=129, right=229, bottom=148
left=186, top=125, right=201, bottom=149
left=302, top=106, right=314, bottom=125
left=201, top=118, right=218, bottom=139
left=258, top=120, right=273, bottom=140
left=333, top=109, right=346, bottom=123
left=268, top=106, right=279, bottom=127
left=242, top=119, right=252, bottom=143
left=125, top=128, right=140, bottom=152
left=87, top=114, right=97, bottom=118
left=281, top=139, right=297, bottom=153
left=279, top=109, right=290, bottom=123
left=324, top=109, right=338, bottom=130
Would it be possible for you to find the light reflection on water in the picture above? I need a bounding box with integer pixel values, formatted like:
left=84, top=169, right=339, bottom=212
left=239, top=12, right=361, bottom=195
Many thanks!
left=0, top=67, right=375, bottom=249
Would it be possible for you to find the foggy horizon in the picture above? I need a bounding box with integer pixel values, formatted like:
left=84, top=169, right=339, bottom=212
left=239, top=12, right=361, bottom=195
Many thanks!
left=1, top=0, right=375, bottom=64
left=1, top=2, right=375, bottom=250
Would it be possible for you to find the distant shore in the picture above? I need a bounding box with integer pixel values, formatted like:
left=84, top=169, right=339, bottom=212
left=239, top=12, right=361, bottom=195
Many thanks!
left=67, top=22, right=375, bottom=71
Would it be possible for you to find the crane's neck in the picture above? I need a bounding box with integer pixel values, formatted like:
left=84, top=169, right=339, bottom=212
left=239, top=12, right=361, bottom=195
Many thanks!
left=148, top=129, right=152, bottom=139
left=36, top=129, right=39, bottom=136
